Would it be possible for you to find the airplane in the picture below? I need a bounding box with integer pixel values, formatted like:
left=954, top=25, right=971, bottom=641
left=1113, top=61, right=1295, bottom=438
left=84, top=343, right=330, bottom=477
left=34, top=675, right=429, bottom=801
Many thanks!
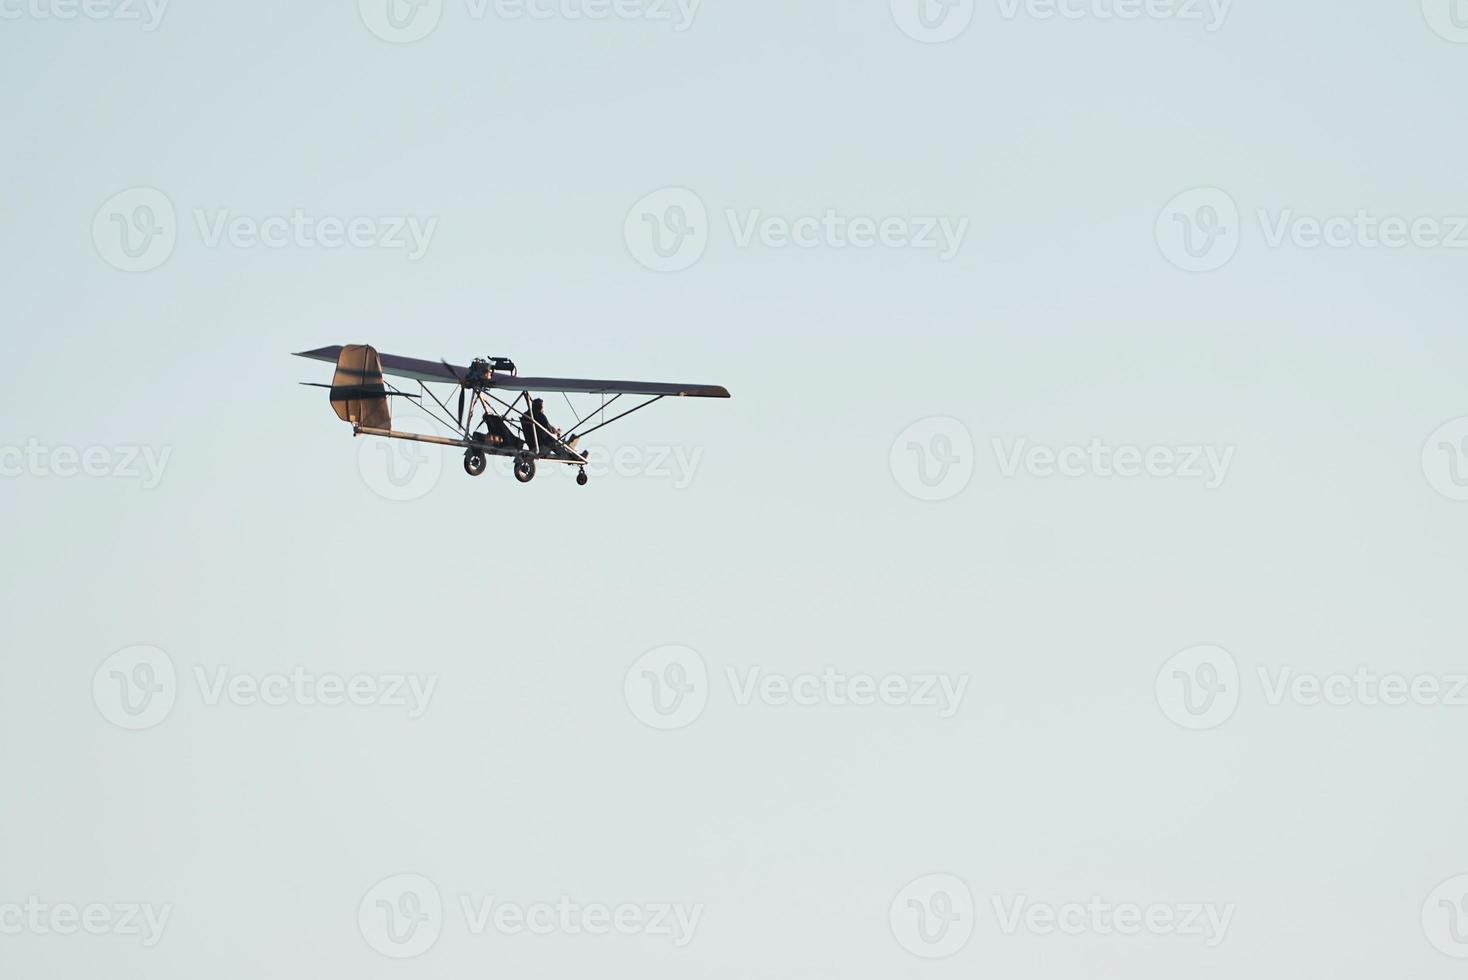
left=295, top=345, right=730, bottom=486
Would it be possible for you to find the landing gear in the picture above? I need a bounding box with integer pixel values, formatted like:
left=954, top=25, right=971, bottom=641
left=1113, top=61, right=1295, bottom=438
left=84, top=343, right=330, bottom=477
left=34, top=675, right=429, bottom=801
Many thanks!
left=463, top=450, right=486, bottom=477
left=514, top=452, right=537, bottom=483
left=576, top=468, right=588, bottom=486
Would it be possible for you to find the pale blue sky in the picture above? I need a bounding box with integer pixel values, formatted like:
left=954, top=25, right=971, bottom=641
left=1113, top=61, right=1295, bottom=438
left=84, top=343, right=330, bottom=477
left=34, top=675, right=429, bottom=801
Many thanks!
left=3, top=1, right=1468, bottom=977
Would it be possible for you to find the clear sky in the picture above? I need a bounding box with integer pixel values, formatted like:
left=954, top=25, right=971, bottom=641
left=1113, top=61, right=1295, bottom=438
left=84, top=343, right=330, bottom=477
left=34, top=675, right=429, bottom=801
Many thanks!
left=3, top=1, right=1468, bottom=977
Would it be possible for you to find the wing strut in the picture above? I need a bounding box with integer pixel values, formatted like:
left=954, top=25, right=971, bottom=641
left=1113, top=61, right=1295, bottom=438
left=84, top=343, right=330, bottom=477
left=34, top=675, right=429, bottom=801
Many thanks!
left=563, top=394, right=621, bottom=438
left=568, top=395, right=665, bottom=441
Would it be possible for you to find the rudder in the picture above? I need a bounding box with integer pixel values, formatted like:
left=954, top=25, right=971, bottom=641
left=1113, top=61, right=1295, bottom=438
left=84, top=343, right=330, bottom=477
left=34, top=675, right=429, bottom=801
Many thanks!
left=330, top=344, right=392, bottom=429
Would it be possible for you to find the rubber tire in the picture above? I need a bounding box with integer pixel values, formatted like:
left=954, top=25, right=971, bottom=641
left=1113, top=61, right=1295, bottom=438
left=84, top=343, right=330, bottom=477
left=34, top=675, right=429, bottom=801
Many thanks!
left=514, top=453, right=536, bottom=483
left=464, top=451, right=487, bottom=477
left=576, top=469, right=588, bottom=486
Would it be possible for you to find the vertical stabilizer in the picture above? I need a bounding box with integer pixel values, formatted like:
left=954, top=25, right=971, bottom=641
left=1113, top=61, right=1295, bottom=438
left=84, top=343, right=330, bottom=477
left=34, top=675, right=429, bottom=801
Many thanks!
left=330, top=344, right=392, bottom=429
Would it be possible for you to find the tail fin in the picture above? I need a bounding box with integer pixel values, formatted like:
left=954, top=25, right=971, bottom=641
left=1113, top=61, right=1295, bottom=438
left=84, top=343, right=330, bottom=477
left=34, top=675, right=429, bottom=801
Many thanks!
left=330, top=344, right=392, bottom=429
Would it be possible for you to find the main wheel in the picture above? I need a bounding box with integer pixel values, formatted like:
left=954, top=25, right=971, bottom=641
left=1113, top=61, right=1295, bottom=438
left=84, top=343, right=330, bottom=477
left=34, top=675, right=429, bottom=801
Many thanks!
left=463, top=450, right=486, bottom=477
left=576, top=469, right=588, bottom=486
left=514, top=453, right=536, bottom=483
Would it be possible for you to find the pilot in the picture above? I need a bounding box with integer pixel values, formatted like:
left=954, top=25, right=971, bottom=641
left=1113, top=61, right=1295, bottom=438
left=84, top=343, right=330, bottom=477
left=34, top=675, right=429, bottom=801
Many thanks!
left=531, top=398, right=579, bottom=452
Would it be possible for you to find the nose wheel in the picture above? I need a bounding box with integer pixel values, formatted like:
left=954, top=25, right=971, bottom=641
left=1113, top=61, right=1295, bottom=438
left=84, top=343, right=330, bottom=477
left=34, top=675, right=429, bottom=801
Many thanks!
left=464, top=450, right=486, bottom=477
left=576, top=468, right=588, bottom=486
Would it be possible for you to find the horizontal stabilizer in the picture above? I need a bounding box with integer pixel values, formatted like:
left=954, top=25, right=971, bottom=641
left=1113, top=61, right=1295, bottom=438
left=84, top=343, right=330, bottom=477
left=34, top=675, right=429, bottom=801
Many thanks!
left=299, top=382, right=419, bottom=399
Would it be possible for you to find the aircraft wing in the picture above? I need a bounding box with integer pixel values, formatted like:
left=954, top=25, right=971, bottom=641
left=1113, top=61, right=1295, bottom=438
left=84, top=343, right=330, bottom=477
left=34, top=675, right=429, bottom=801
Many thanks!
left=493, top=376, right=730, bottom=398
left=295, top=347, right=730, bottom=398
